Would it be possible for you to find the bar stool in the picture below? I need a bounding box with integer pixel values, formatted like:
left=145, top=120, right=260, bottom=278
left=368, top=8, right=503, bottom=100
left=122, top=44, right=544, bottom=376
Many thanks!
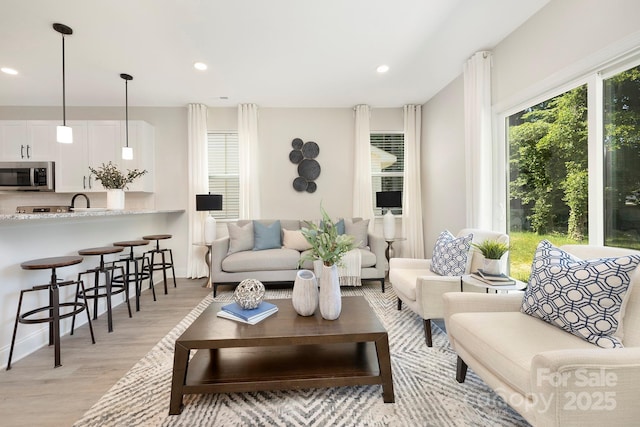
left=142, top=234, right=177, bottom=295
left=71, top=246, right=130, bottom=333
left=8, top=256, right=95, bottom=370
left=112, top=240, right=153, bottom=312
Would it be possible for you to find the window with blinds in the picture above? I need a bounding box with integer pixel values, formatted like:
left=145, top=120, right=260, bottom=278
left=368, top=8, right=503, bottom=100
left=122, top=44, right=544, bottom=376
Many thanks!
left=207, top=131, right=239, bottom=219
left=371, top=133, right=404, bottom=215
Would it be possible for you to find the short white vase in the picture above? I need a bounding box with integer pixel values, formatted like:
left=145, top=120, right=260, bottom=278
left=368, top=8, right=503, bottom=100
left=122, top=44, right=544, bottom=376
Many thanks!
left=106, top=189, right=125, bottom=210
left=319, top=264, right=341, bottom=320
left=483, top=259, right=502, bottom=275
left=292, top=269, right=318, bottom=316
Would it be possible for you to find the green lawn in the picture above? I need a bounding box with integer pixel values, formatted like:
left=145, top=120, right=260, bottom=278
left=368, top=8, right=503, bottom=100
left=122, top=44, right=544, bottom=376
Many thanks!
left=508, top=231, right=584, bottom=281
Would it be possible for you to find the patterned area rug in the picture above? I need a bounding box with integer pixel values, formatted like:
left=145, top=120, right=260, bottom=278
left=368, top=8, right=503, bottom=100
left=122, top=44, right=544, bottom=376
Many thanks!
left=73, top=284, right=530, bottom=427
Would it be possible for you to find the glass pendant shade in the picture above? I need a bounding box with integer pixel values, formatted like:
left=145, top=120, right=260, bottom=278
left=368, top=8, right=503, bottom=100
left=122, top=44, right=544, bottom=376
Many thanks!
left=122, top=146, right=133, bottom=160
left=57, top=125, right=73, bottom=144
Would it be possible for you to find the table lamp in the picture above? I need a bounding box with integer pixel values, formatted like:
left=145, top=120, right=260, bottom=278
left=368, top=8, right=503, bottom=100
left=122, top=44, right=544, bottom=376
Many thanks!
left=376, top=191, right=402, bottom=240
left=196, top=194, right=223, bottom=244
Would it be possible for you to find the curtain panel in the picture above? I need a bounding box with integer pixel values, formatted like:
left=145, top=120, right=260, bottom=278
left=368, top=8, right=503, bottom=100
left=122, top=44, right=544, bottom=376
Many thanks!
left=402, top=104, right=425, bottom=258
left=238, top=104, right=261, bottom=219
left=463, top=51, right=493, bottom=229
left=353, top=104, right=374, bottom=229
left=187, top=103, right=210, bottom=278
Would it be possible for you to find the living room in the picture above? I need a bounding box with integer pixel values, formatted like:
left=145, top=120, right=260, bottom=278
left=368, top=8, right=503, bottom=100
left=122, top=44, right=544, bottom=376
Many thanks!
left=2, top=0, right=640, bottom=426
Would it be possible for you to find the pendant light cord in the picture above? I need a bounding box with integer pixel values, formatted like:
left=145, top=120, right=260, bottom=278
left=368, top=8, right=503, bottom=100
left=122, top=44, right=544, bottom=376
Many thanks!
left=61, top=33, right=66, bottom=125
left=125, top=79, right=129, bottom=148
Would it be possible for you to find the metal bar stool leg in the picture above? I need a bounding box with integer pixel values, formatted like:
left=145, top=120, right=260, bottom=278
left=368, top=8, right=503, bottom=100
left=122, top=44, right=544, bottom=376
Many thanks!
left=168, top=249, right=177, bottom=288
left=7, top=290, right=27, bottom=370
left=77, top=279, right=96, bottom=344
left=161, top=250, right=168, bottom=294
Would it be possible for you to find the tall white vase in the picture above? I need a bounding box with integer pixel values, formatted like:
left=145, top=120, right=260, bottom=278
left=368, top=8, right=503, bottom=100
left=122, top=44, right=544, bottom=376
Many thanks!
left=319, top=264, right=341, bottom=320
left=106, top=189, right=125, bottom=210
left=292, top=269, right=318, bottom=316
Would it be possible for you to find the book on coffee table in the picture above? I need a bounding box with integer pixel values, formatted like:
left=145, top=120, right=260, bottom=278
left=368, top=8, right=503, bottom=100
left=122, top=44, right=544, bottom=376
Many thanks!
left=220, top=301, right=278, bottom=322
left=216, top=308, right=277, bottom=325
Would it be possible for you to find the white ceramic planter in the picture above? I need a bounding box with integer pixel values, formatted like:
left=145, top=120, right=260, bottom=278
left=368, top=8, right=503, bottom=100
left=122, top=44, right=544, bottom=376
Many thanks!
left=106, top=189, right=125, bottom=210
left=483, top=259, right=502, bottom=275
left=292, top=269, right=318, bottom=316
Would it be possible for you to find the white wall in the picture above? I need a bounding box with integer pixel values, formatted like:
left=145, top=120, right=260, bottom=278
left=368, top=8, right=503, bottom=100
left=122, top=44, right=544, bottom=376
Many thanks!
left=420, top=0, right=640, bottom=256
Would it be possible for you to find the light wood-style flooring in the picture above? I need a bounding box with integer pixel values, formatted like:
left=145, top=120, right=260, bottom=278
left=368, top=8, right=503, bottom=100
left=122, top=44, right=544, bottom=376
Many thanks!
left=0, top=278, right=212, bottom=427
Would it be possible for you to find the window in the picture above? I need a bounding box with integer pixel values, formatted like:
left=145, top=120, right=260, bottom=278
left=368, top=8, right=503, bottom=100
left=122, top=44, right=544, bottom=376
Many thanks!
left=371, top=133, right=404, bottom=215
left=507, top=85, right=589, bottom=280
left=207, top=131, right=239, bottom=219
left=604, top=63, right=640, bottom=249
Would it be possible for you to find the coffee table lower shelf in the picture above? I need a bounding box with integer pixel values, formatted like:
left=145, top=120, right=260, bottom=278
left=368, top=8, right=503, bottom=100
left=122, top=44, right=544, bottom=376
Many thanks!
left=181, top=341, right=383, bottom=397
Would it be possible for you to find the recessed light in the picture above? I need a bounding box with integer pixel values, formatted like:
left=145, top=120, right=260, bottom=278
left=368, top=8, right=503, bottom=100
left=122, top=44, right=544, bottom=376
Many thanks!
left=376, top=64, right=389, bottom=74
left=220, top=96, right=228, bottom=100
left=194, top=62, right=208, bottom=71
left=1, top=67, right=18, bottom=75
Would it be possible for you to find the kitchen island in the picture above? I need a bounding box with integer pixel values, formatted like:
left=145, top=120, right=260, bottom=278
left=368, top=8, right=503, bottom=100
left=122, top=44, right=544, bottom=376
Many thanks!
left=0, top=209, right=185, bottom=368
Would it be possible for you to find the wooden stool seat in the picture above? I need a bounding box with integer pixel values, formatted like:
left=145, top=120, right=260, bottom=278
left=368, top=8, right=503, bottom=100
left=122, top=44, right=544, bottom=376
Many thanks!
left=113, top=240, right=150, bottom=248
left=73, top=246, right=130, bottom=333
left=8, top=255, right=95, bottom=370
left=21, top=256, right=83, bottom=270
left=142, top=234, right=172, bottom=241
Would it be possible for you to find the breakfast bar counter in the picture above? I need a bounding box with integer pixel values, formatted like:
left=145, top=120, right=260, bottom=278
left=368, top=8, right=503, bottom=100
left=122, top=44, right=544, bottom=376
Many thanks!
left=0, top=209, right=183, bottom=221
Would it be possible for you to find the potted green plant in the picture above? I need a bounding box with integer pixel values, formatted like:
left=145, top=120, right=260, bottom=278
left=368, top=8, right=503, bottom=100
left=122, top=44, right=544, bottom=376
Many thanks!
left=300, top=207, right=355, bottom=320
left=472, top=240, right=510, bottom=275
left=89, top=161, right=147, bottom=210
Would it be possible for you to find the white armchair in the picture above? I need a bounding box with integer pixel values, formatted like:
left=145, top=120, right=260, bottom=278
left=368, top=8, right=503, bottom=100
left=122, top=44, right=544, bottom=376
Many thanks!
left=389, top=228, right=509, bottom=347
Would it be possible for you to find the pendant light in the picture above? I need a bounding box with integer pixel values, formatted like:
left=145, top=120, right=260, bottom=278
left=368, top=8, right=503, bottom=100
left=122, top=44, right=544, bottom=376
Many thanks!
left=120, top=73, right=133, bottom=160
left=53, top=23, right=73, bottom=144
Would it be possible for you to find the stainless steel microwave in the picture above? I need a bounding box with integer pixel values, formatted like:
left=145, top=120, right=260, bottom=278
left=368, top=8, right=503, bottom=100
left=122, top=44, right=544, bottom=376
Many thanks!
left=0, top=161, right=55, bottom=191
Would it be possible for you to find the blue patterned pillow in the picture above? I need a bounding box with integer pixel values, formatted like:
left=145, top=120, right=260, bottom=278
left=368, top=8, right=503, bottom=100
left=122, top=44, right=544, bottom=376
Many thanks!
left=430, top=230, right=473, bottom=276
left=521, top=240, right=640, bottom=348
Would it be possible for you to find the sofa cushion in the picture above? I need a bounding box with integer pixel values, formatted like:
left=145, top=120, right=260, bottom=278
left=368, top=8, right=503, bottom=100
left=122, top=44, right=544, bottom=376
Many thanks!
left=253, top=220, right=282, bottom=250
left=449, top=311, right=596, bottom=396
left=282, top=228, right=312, bottom=251
left=227, top=222, right=254, bottom=255
left=344, top=218, right=369, bottom=248
left=222, top=248, right=301, bottom=272
left=521, top=240, right=640, bottom=349
left=430, top=230, right=473, bottom=276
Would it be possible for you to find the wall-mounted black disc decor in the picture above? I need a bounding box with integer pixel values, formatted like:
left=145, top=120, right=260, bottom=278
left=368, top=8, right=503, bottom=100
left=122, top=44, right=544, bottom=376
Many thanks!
left=290, top=137, right=321, bottom=192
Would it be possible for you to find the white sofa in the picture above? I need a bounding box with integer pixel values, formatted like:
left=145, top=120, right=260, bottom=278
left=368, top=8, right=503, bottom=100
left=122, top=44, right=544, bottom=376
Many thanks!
left=389, top=228, right=509, bottom=346
left=211, top=219, right=387, bottom=297
left=444, top=244, right=640, bottom=427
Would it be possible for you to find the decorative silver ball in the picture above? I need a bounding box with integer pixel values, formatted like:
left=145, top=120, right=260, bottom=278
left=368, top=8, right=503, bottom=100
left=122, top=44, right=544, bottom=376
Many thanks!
left=233, top=278, right=265, bottom=309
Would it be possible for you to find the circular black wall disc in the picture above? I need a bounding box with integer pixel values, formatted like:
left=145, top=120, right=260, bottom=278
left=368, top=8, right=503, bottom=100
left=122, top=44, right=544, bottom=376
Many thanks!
left=306, top=181, right=317, bottom=193
left=301, top=141, right=319, bottom=159
left=293, top=176, right=308, bottom=191
left=289, top=149, right=303, bottom=164
left=291, top=138, right=303, bottom=149
left=298, top=159, right=321, bottom=180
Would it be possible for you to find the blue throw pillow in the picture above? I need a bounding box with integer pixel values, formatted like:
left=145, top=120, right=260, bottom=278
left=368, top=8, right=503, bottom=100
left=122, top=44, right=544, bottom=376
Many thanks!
left=430, top=230, right=473, bottom=276
left=521, top=240, right=640, bottom=348
left=253, top=220, right=282, bottom=250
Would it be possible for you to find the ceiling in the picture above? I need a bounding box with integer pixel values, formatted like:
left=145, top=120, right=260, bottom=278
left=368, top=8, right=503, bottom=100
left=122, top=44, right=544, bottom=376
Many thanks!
left=0, top=0, right=549, bottom=108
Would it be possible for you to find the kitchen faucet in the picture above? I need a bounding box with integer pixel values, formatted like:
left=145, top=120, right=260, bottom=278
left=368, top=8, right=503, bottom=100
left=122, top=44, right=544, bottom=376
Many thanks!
left=71, top=193, right=91, bottom=208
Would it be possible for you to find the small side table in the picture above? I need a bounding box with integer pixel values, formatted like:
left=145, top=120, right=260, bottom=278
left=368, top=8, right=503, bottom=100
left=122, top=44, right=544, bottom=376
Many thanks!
left=384, top=237, right=406, bottom=262
left=461, top=274, right=527, bottom=293
left=193, top=242, right=213, bottom=289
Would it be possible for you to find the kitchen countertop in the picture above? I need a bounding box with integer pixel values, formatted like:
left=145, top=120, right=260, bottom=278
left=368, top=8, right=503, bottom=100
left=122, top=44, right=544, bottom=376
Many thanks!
left=0, top=209, right=184, bottom=221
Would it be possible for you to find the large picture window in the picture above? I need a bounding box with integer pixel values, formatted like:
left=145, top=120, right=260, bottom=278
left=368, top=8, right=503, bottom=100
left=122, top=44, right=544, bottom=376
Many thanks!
left=371, top=133, right=404, bottom=215
left=604, top=64, right=640, bottom=249
left=207, top=131, right=239, bottom=219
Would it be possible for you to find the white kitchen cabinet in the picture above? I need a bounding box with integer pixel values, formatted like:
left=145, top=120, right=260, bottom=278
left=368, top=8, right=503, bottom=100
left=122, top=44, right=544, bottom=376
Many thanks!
left=0, top=121, right=28, bottom=160
left=118, top=120, right=155, bottom=192
left=55, top=121, right=120, bottom=192
left=0, top=120, right=61, bottom=161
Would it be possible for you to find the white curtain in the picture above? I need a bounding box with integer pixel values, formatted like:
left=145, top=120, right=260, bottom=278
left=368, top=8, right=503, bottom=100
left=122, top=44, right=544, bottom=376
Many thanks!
left=352, top=104, right=373, bottom=228
left=238, top=104, right=261, bottom=219
left=402, top=105, right=425, bottom=258
left=187, top=103, right=209, bottom=278
left=464, top=51, right=493, bottom=229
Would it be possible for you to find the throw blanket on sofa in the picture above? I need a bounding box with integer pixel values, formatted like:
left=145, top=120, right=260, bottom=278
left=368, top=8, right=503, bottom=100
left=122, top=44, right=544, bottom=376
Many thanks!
left=313, top=249, right=362, bottom=287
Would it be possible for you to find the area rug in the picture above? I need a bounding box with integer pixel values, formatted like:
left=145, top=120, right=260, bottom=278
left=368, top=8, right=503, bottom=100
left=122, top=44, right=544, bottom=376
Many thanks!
left=73, top=284, right=530, bottom=427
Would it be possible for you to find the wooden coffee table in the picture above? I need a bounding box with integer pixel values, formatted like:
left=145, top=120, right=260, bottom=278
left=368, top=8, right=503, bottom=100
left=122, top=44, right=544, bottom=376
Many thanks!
left=169, top=296, right=394, bottom=415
